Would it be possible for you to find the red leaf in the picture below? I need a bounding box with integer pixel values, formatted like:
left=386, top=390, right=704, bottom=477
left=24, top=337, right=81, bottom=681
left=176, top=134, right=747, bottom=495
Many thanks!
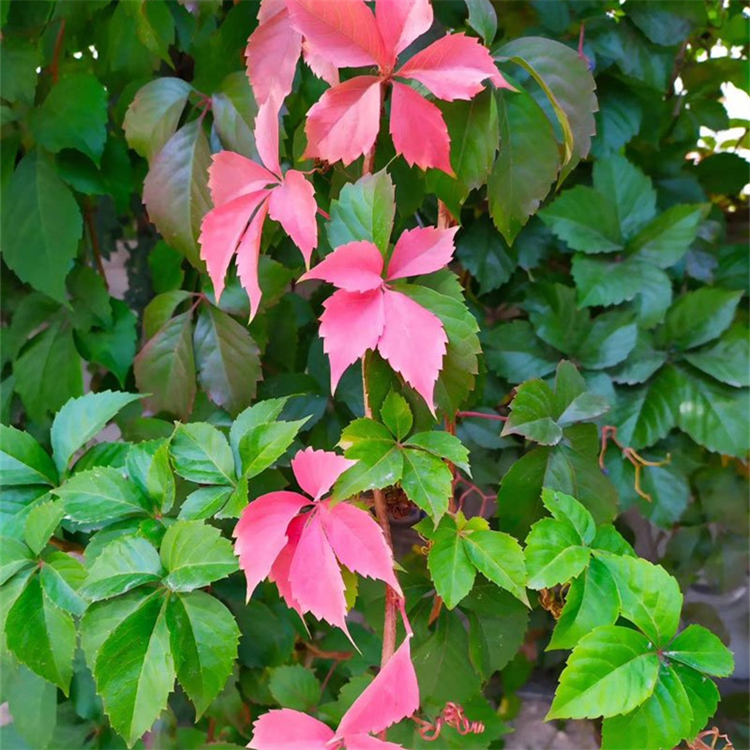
left=207, top=151, right=276, bottom=207
left=235, top=197, right=270, bottom=320
left=389, top=82, right=453, bottom=174
left=375, top=0, right=433, bottom=65
left=249, top=708, right=335, bottom=750
left=300, top=240, right=384, bottom=292
left=304, top=76, right=383, bottom=166
left=291, top=446, right=356, bottom=500
left=255, top=96, right=283, bottom=177
left=268, top=169, right=318, bottom=268
left=386, top=225, right=458, bottom=280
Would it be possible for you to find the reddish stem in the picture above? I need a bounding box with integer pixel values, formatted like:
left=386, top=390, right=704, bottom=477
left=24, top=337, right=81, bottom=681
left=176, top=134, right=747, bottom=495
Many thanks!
left=50, top=19, right=66, bottom=83
left=456, top=410, right=507, bottom=422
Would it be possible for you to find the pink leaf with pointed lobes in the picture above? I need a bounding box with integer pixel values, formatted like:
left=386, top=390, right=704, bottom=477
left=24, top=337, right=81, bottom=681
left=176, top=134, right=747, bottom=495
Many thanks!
left=245, top=7, right=302, bottom=106
left=258, top=0, right=287, bottom=24
left=268, top=170, right=318, bottom=268
left=397, top=33, right=509, bottom=101
left=304, top=76, right=382, bottom=166
left=288, top=511, right=350, bottom=634
left=375, top=0, right=433, bottom=65
left=249, top=708, right=335, bottom=750
left=255, top=96, right=283, bottom=177
left=208, top=151, right=276, bottom=207
left=319, top=288, right=386, bottom=393
left=389, top=82, right=452, bottom=174
left=286, top=0, right=386, bottom=69
left=387, top=225, right=458, bottom=280
left=291, top=447, right=356, bottom=501
left=300, top=241, right=384, bottom=292
left=233, top=490, right=309, bottom=601
left=378, top=290, right=447, bottom=412
left=302, top=40, right=340, bottom=86
left=236, top=198, right=270, bottom=320
left=269, top=514, right=306, bottom=616
left=319, top=500, right=402, bottom=595
left=337, top=635, right=419, bottom=738
left=344, top=735, right=407, bottom=750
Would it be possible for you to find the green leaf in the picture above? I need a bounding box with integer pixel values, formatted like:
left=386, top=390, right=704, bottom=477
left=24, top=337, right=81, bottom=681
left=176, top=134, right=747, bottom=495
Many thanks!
left=128, top=0, right=174, bottom=64
left=463, top=529, right=528, bottom=605
left=178, top=486, right=233, bottom=521
left=160, top=521, right=238, bottom=592
left=0, top=425, right=57, bottom=487
left=599, top=554, right=682, bottom=646
left=661, top=288, right=742, bottom=351
left=527, top=283, right=588, bottom=354
left=39, top=550, right=87, bottom=615
left=142, top=120, right=212, bottom=268
left=665, top=624, right=734, bottom=677
left=24, top=499, right=65, bottom=556
left=609, top=332, right=667, bottom=386
left=672, top=365, right=750, bottom=458
left=171, top=423, right=234, bottom=485
left=134, top=311, right=197, bottom=419
left=54, top=467, right=151, bottom=525
left=489, top=87, right=561, bottom=244
left=0, top=152, right=83, bottom=304
left=456, top=214, right=517, bottom=293
left=628, top=204, right=708, bottom=268
left=327, top=169, right=395, bottom=254
left=0, top=40, right=40, bottom=104
left=404, top=432, right=471, bottom=475
left=194, top=305, right=261, bottom=416
left=0, top=537, right=35, bottom=585
left=211, top=71, right=259, bottom=159
left=466, top=0, right=497, bottom=44
left=524, top=518, right=590, bottom=590
left=167, top=591, right=240, bottom=717
left=427, top=516, right=476, bottom=609
left=51, top=391, right=141, bottom=475
left=6, top=575, right=76, bottom=692
left=30, top=73, right=108, bottom=164
left=127, top=440, right=175, bottom=514
left=94, top=592, right=175, bottom=746
left=7, top=664, right=57, bottom=750
left=401, top=449, right=452, bottom=523
left=496, top=37, right=597, bottom=179
left=575, top=312, right=637, bottom=370
left=673, top=663, right=720, bottom=739
left=143, top=290, right=193, bottom=341
left=502, top=379, right=562, bottom=445
left=547, top=626, right=660, bottom=720
left=541, top=488, right=595, bottom=545
left=81, top=536, right=163, bottom=601
left=592, top=155, right=656, bottom=239
left=483, top=320, right=559, bottom=383
left=380, top=391, right=413, bottom=441
left=601, top=664, right=693, bottom=750
left=591, top=525, right=636, bottom=557
left=268, top=664, right=321, bottom=711
left=540, top=186, right=622, bottom=253
left=684, top=323, right=750, bottom=387
left=123, top=78, right=193, bottom=161
left=548, top=556, right=620, bottom=651
left=238, top=419, right=308, bottom=479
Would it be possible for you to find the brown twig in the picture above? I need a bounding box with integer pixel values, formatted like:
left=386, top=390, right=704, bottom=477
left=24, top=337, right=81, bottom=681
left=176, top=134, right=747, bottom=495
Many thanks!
left=456, top=410, right=507, bottom=422
left=49, top=536, right=85, bottom=555
left=50, top=18, right=66, bottom=83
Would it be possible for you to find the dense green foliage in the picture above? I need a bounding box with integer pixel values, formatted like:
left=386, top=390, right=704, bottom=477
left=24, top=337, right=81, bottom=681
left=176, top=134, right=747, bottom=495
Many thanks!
left=0, top=1, right=747, bottom=749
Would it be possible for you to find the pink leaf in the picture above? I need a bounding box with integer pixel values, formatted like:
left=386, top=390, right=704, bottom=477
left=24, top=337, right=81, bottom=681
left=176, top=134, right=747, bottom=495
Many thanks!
left=375, top=0, right=433, bottom=65
left=288, top=511, right=350, bottom=633
left=344, top=735, right=407, bottom=750
left=199, top=190, right=268, bottom=301
left=337, top=636, right=419, bottom=738
left=255, top=96, right=283, bottom=177
left=268, top=170, right=318, bottom=267
left=386, top=225, right=458, bottom=280
left=304, top=76, right=382, bottom=166
left=249, top=708, right=335, bottom=750
left=290, top=447, right=356, bottom=501
left=287, top=0, right=386, bottom=69
left=208, top=151, right=276, bottom=207
left=236, top=198, right=270, bottom=320
left=389, top=82, right=453, bottom=174
left=245, top=7, right=302, bottom=106
left=319, top=288, right=386, bottom=393
left=269, top=514, right=306, bottom=616
left=397, top=33, right=508, bottom=101
left=233, top=491, right=309, bottom=601
left=258, top=0, right=287, bottom=24
left=302, top=41, right=340, bottom=86
left=378, top=290, right=447, bottom=412
left=300, top=241, right=384, bottom=292
left=319, top=500, right=402, bottom=595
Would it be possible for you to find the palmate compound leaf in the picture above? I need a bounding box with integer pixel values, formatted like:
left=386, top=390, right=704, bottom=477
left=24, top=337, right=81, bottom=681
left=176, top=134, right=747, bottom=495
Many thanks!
left=167, top=590, right=240, bottom=717
left=524, top=518, right=590, bottom=590
left=170, top=423, right=235, bottom=485
left=547, top=625, right=660, bottom=720
left=664, top=624, right=735, bottom=677
left=427, top=515, right=475, bottom=609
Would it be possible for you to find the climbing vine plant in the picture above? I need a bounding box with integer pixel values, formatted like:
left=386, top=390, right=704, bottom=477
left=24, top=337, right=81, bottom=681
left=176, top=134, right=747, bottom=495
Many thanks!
left=1, top=1, right=747, bottom=750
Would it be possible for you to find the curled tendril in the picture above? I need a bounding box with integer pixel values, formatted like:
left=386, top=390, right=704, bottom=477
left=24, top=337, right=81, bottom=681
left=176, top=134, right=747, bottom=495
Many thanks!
left=687, top=727, right=735, bottom=750
left=412, top=703, right=485, bottom=741
left=599, top=425, right=671, bottom=502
